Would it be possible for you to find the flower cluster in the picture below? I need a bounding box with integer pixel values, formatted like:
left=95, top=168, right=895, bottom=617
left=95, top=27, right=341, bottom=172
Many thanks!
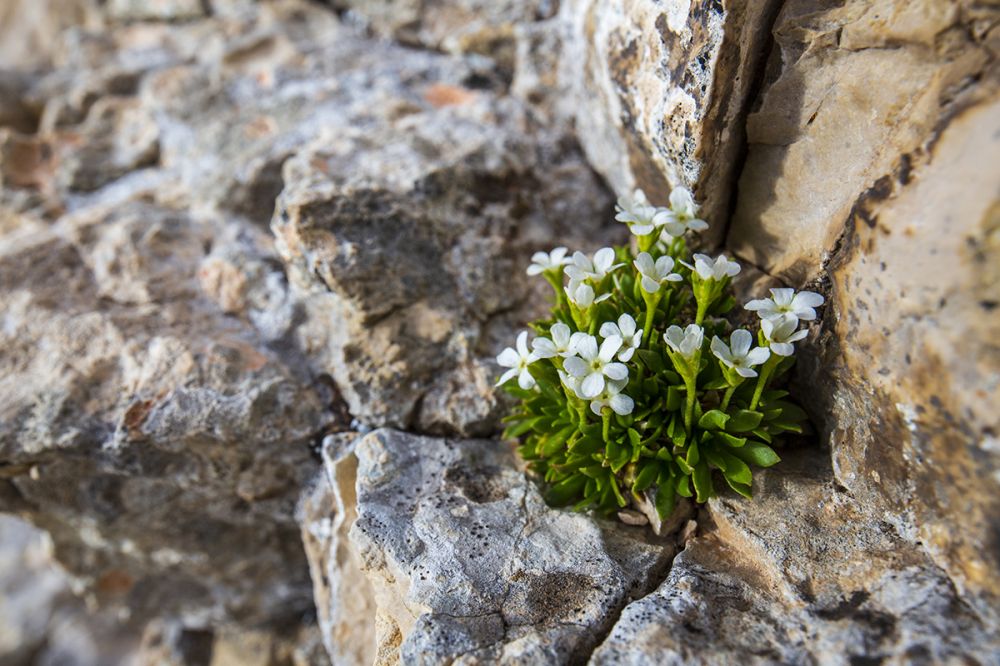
left=496, top=186, right=824, bottom=527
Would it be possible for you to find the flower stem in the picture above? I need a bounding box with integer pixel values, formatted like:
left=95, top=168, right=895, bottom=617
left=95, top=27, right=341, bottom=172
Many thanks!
left=721, top=385, right=737, bottom=411
left=602, top=410, right=612, bottom=441
left=642, top=292, right=661, bottom=348
left=749, top=355, right=779, bottom=410
left=695, top=297, right=708, bottom=326
left=684, top=377, right=697, bottom=431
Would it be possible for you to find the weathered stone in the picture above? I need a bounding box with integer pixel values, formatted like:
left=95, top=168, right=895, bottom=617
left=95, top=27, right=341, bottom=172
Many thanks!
left=558, top=0, right=782, bottom=245
left=307, top=429, right=677, bottom=665
left=269, top=37, right=613, bottom=434
left=727, top=0, right=1000, bottom=625
left=0, top=199, right=337, bottom=628
left=107, top=0, right=206, bottom=22
left=0, top=515, right=141, bottom=666
left=728, top=0, right=995, bottom=282
left=53, top=95, right=160, bottom=192
left=591, top=449, right=1000, bottom=664
left=299, top=432, right=376, bottom=666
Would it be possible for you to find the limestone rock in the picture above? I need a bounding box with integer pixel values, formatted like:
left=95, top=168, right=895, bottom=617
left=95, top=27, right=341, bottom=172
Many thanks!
left=591, top=450, right=1000, bottom=664
left=558, top=0, right=782, bottom=245
left=299, top=433, right=377, bottom=666
left=312, top=429, right=677, bottom=665
left=269, top=37, right=614, bottom=434
left=727, top=0, right=1000, bottom=624
left=0, top=515, right=141, bottom=666
left=728, top=0, right=995, bottom=282
left=0, top=199, right=338, bottom=628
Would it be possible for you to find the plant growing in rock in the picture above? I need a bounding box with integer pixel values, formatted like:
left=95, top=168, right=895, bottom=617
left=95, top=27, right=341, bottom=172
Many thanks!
left=496, top=187, right=824, bottom=527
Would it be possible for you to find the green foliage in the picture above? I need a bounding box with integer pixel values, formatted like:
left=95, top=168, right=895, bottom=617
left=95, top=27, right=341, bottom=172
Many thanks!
left=497, top=192, right=821, bottom=522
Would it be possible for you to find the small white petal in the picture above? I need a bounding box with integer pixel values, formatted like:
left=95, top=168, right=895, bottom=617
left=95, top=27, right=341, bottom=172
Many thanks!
left=609, top=393, right=634, bottom=416
left=599, top=335, right=623, bottom=362
left=730, top=330, right=753, bottom=357
left=599, top=322, right=621, bottom=339
left=641, top=275, right=661, bottom=294
left=496, top=368, right=518, bottom=386
left=581, top=373, right=605, bottom=398
left=497, top=348, right=519, bottom=367
left=532, top=338, right=557, bottom=358
left=618, top=314, right=636, bottom=337
left=517, top=368, right=536, bottom=389
left=516, top=331, right=529, bottom=356
left=603, top=363, right=629, bottom=381
left=735, top=366, right=758, bottom=378
left=576, top=335, right=599, bottom=360
left=745, top=347, right=771, bottom=366
left=563, top=356, right=589, bottom=377
left=771, top=342, right=794, bottom=356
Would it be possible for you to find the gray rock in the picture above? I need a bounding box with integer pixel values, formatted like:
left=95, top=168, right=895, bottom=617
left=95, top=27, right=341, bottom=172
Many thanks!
left=0, top=199, right=337, bottom=629
left=310, top=429, right=677, bottom=665
left=591, top=449, right=1000, bottom=664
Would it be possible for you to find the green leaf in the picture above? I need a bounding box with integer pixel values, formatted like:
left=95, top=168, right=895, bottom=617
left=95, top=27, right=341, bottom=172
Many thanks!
left=633, top=461, right=660, bottom=493
left=702, top=376, right=730, bottom=391
left=667, top=415, right=687, bottom=447
left=713, top=431, right=747, bottom=448
left=572, top=436, right=604, bottom=455
left=608, top=474, right=627, bottom=508
left=627, top=428, right=642, bottom=449
left=675, top=474, right=693, bottom=498
left=676, top=456, right=693, bottom=475
left=686, top=440, right=701, bottom=466
left=751, top=427, right=773, bottom=444
left=546, top=474, right=587, bottom=505
left=692, top=462, right=715, bottom=503
left=539, top=424, right=576, bottom=457
left=727, top=409, right=763, bottom=432
left=636, top=349, right=666, bottom=373
left=665, top=385, right=683, bottom=411
left=730, top=441, right=781, bottom=468
left=503, top=416, right=541, bottom=439
left=723, top=476, right=753, bottom=499
left=655, top=447, right=673, bottom=461
left=718, top=451, right=752, bottom=486
left=698, top=409, right=730, bottom=431
left=655, top=479, right=677, bottom=520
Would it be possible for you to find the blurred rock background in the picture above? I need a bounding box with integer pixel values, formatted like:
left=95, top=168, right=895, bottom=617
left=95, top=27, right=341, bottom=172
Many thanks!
left=0, top=0, right=997, bottom=664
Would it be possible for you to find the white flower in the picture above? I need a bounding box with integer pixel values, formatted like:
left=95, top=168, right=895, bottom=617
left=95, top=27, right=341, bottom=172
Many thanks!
left=614, top=189, right=661, bottom=236
left=532, top=323, right=578, bottom=358
left=633, top=252, right=683, bottom=294
left=745, top=288, right=824, bottom=323
left=663, top=324, right=704, bottom=359
left=565, top=248, right=623, bottom=282
left=563, top=334, right=629, bottom=398
left=526, top=247, right=570, bottom=276
left=558, top=369, right=584, bottom=396
left=496, top=331, right=538, bottom=389
left=653, top=186, right=709, bottom=237
left=600, top=314, right=642, bottom=362
left=682, top=253, right=741, bottom=281
left=710, top=329, right=771, bottom=378
left=761, top=314, right=808, bottom=356
left=565, top=280, right=611, bottom=307
left=589, top=379, right=635, bottom=416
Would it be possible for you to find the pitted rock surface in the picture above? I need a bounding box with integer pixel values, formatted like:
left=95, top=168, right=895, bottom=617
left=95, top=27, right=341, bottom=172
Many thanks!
left=340, top=429, right=676, bottom=665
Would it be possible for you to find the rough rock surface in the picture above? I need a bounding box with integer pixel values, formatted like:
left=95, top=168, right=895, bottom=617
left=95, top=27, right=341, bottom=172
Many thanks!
left=591, top=449, right=999, bottom=664
left=270, top=54, right=613, bottom=434
left=1, top=0, right=999, bottom=663
left=0, top=199, right=332, bottom=628
left=302, top=429, right=679, bottom=665
left=728, top=0, right=1000, bottom=625
left=341, top=0, right=783, bottom=244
